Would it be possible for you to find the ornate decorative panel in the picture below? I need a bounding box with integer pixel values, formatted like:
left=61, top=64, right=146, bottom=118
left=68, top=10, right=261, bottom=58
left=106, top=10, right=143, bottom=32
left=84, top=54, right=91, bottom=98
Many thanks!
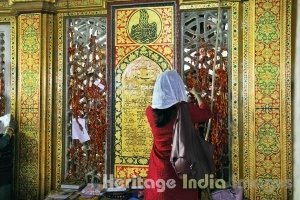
left=0, top=1, right=9, bottom=9
left=181, top=8, right=230, bottom=182
left=65, top=16, right=107, bottom=180
left=247, top=0, right=293, bottom=199
left=2, top=1, right=291, bottom=199
left=180, top=1, right=242, bottom=194
left=181, top=1, right=292, bottom=199
left=180, top=1, right=241, bottom=186
left=108, top=1, right=177, bottom=178
left=18, top=13, right=41, bottom=199
left=55, top=0, right=105, bottom=9
left=16, top=13, right=54, bottom=199
left=56, top=10, right=106, bottom=189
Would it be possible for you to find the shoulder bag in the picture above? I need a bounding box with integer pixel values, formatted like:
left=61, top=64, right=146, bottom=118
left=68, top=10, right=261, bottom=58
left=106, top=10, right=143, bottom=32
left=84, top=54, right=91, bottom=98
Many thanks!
left=170, top=102, right=215, bottom=180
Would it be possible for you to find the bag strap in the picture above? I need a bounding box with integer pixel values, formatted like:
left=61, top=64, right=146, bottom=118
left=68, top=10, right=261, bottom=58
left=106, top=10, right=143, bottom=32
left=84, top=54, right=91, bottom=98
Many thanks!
left=171, top=103, right=181, bottom=157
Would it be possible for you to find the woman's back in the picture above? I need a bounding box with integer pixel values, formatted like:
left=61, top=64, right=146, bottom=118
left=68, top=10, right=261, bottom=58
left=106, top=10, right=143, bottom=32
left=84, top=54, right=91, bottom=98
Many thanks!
left=144, top=102, right=211, bottom=200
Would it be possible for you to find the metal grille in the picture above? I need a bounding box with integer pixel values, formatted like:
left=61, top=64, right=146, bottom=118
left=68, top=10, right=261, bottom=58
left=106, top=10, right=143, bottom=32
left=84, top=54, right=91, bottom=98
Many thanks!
left=182, top=9, right=229, bottom=71
left=181, top=9, right=231, bottom=182
left=65, top=17, right=107, bottom=180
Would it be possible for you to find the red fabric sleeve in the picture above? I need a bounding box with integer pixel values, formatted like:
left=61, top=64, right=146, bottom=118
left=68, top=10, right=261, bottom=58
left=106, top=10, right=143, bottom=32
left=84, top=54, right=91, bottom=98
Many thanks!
left=187, top=102, right=212, bottom=123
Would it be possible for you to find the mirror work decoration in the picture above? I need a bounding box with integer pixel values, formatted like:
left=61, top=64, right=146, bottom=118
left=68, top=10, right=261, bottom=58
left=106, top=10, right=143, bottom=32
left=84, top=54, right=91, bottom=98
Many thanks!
left=182, top=9, right=230, bottom=181
left=66, top=17, right=107, bottom=180
left=109, top=2, right=176, bottom=178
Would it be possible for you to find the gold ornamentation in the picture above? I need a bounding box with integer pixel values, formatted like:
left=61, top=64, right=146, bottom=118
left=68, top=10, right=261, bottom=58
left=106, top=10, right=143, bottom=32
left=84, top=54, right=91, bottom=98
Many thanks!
left=16, top=13, right=54, bottom=199
left=55, top=0, right=105, bottom=9
left=18, top=13, right=41, bottom=199
left=112, top=4, right=175, bottom=177
left=115, top=164, right=149, bottom=179
left=247, top=0, right=292, bottom=199
left=181, top=1, right=292, bottom=199
left=0, top=1, right=10, bottom=9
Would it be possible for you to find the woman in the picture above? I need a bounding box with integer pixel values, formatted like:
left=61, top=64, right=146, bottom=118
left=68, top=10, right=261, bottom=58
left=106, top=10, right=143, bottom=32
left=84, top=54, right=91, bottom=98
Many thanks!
left=144, top=70, right=212, bottom=200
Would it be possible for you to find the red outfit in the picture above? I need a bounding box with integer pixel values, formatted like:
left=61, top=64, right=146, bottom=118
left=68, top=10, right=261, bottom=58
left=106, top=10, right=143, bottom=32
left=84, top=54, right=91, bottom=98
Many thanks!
left=144, top=102, right=212, bottom=200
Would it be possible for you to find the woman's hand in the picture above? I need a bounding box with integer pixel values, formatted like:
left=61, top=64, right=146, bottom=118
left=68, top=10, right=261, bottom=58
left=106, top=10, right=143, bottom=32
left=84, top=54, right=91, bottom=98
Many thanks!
left=190, top=87, right=203, bottom=105
left=190, top=87, right=199, bottom=96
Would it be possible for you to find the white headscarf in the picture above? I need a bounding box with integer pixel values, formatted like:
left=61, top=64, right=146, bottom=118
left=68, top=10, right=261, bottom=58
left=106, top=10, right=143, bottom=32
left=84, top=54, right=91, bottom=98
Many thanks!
left=151, top=70, right=188, bottom=109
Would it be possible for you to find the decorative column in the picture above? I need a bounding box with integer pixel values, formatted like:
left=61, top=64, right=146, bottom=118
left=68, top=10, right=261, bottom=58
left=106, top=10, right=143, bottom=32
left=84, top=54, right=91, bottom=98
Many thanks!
left=11, top=1, right=55, bottom=199
left=246, top=0, right=292, bottom=199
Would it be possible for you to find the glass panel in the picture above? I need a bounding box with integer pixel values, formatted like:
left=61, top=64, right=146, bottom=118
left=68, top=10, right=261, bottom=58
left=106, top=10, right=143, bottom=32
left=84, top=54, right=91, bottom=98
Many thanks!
left=181, top=9, right=230, bottom=182
left=64, top=17, right=107, bottom=180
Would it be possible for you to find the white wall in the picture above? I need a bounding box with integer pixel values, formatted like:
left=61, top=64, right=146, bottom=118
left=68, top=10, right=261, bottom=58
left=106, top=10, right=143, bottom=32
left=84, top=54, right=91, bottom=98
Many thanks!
left=293, top=1, right=300, bottom=199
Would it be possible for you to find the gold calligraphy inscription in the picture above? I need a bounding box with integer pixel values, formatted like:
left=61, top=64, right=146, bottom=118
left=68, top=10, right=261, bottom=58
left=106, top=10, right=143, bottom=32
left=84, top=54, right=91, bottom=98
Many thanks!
left=120, top=56, right=161, bottom=157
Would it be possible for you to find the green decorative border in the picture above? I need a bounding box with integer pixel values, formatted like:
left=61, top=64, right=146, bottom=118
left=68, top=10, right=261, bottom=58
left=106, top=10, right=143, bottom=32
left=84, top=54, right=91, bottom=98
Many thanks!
left=114, top=46, right=171, bottom=165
